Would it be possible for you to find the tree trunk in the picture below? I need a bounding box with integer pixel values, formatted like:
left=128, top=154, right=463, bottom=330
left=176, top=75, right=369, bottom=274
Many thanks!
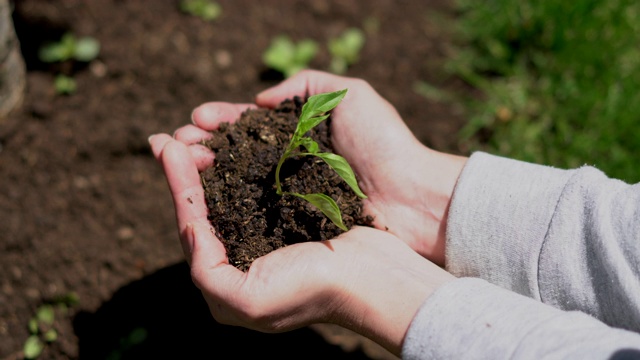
left=0, top=0, right=25, bottom=119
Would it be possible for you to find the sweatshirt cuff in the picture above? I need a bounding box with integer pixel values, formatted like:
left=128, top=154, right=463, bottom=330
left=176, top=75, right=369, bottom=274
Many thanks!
left=445, top=152, right=575, bottom=298
left=402, top=278, right=640, bottom=359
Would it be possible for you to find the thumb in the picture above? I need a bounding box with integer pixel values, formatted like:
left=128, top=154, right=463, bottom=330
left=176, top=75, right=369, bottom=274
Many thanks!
left=186, top=222, right=245, bottom=302
left=185, top=221, right=228, bottom=268
left=256, top=70, right=355, bottom=108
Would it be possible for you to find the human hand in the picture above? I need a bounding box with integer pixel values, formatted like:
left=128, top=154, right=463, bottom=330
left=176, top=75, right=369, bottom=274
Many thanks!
left=148, top=135, right=454, bottom=356
left=178, top=70, right=467, bottom=265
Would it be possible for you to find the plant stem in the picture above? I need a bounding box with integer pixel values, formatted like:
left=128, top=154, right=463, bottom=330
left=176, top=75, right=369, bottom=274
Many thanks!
left=275, top=156, right=284, bottom=195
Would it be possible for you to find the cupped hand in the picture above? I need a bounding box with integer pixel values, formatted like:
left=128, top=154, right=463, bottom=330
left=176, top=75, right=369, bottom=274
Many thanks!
left=178, top=70, right=467, bottom=265
left=148, top=135, right=454, bottom=356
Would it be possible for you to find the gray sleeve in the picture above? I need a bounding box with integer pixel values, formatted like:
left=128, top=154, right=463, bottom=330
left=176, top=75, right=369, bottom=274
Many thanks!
left=402, top=278, right=640, bottom=360
left=446, top=152, right=640, bottom=332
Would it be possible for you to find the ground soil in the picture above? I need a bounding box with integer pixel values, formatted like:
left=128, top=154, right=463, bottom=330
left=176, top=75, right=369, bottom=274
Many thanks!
left=1, top=1, right=468, bottom=359
left=201, top=97, right=373, bottom=271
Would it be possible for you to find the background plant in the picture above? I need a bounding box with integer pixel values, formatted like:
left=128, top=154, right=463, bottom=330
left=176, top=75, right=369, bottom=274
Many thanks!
left=38, top=32, right=100, bottom=64
left=54, top=74, right=77, bottom=95
left=275, top=88, right=367, bottom=231
left=22, top=293, right=78, bottom=359
left=444, top=0, right=640, bottom=183
left=179, top=0, right=221, bottom=21
left=38, top=32, right=100, bottom=96
left=262, top=35, right=319, bottom=78
left=328, top=28, right=366, bottom=74
left=106, top=327, right=149, bottom=360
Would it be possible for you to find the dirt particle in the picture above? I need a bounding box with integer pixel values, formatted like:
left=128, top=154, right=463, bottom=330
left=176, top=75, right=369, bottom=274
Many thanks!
left=116, top=226, right=135, bottom=241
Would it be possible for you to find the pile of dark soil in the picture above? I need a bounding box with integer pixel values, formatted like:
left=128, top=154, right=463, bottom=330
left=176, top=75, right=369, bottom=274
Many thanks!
left=201, top=97, right=373, bottom=271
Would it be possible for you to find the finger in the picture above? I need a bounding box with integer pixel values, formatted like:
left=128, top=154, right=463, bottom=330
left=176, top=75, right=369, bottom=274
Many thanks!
left=188, top=222, right=247, bottom=321
left=192, top=102, right=256, bottom=130
left=161, top=140, right=209, bottom=232
left=189, top=143, right=215, bottom=172
left=149, top=133, right=173, bottom=161
left=173, top=124, right=213, bottom=144
left=255, top=69, right=354, bottom=108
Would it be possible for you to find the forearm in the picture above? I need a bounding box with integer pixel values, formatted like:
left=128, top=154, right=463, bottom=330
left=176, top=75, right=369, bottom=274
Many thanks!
left=403, top=278, right=640, bottom=359
left=446, top=152, right=640, bottom=330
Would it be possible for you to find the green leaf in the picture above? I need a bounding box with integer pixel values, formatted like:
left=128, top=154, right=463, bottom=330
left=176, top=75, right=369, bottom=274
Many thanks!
left=28, top=318, right=39, bottom=334
left=313, top=153, right=367, bottom=198
left=44, top=329, right=58, bottom=342
left=127, top=327, right=148, bottom=345
left=298, top=137, right=319, bottom=153
left=180, top=0, right=222, bottom=20
left=73, top=37, right=100, bottom=62
left=23, top=335, right=44, bottom=359
left=300, top=89, right=348, bottom=123
left=54, top=75, right=77, bottom=95
left=293, top=193, right=348, bottom=231
left=54, top=291, right=80, bottom=306
left=296, top=89, right=347, bottom=137
left=36, top=305, right=55, bottom=326
left=294, top=40, right=318, bottom=65
left=329, top=57, right=348, bottom=75
left=263, top=36, right=295, bottom=73
left=38, top=41, right=73, bottom=63
left=263, top=36, right=317, bottom=78
left=328, top=28, right=365, bottom=65
left=295, top=114, right=329, bottom=138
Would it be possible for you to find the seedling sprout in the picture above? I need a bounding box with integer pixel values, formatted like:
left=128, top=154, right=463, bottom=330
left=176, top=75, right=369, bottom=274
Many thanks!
left=275, top=88, right=366, bottom=230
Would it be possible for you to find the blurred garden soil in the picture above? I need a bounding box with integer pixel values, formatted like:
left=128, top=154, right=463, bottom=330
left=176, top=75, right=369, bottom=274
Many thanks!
left=0, top=1, right=467, bottom=358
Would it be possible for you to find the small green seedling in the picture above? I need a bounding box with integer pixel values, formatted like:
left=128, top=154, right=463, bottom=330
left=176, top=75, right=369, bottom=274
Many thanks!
left=106, top=327, right=149, bottom=360
left=179, top=0, right=221, bottom=21
left=38, top=32, right=100, bottom=63
left=54, top=74, right=77, bottom=95
left=263, top=35, right=319, bottom=78
left=328, top=28, right=366, bottom=74
left=23, top=294, right=79, bottom=359
left=275, top=88, right=366, bottom=231
left=23, top=305, right=56, bottom=359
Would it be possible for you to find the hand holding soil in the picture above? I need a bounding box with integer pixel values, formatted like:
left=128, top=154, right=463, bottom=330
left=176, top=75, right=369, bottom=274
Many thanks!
left=166, top=70, right=467, bottom=266
left=148, top=70, right=463, bottom=356
left=148, top=133, right=454, bottom=356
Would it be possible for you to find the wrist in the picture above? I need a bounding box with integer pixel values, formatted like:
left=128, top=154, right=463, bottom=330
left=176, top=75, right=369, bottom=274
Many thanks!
left=385, top=144, right=466, bottom=265
left=420, top=147, right=468, bottom=264
left=329, top=234, right=455, bottom=356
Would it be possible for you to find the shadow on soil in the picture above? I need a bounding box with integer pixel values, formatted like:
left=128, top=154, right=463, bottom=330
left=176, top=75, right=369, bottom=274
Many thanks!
left=73, top=262, right=371, bottom=359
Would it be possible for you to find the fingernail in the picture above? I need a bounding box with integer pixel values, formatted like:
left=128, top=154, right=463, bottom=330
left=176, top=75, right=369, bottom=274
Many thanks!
left=197, top=105, right=218, bottom=122
left=190, top=108, right=198, bottom=124
left=256, top=88, right=271, bottom=100
left=147, top=134, right=157, bottom=144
